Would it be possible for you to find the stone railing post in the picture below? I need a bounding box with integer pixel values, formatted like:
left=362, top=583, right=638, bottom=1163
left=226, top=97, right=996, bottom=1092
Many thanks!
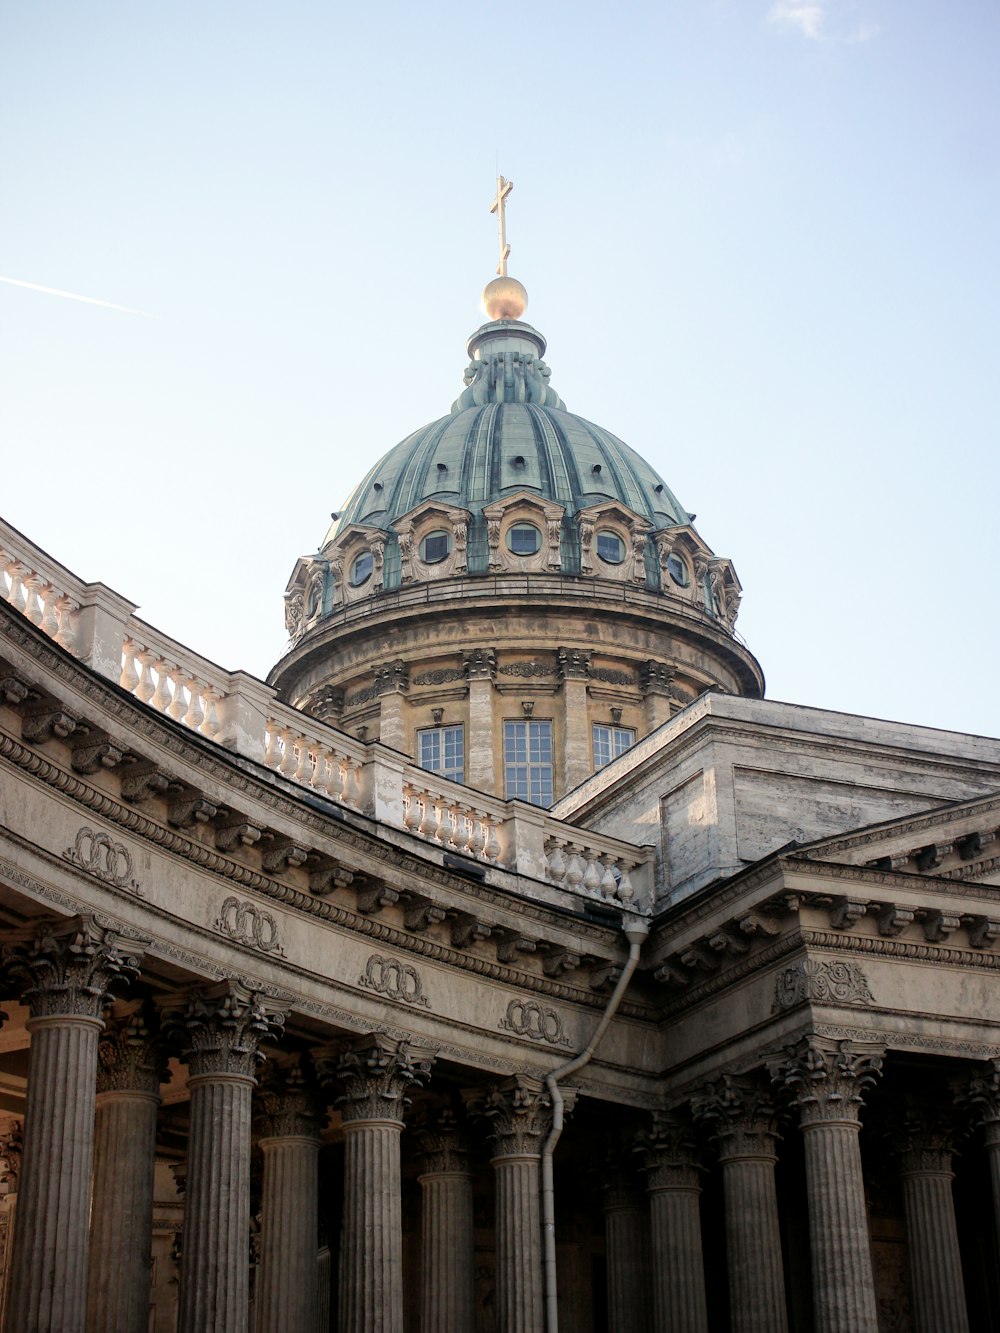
left=86, top=999, right=169, bottom=1333
left=507, top=803, right=549, bottom=880
left=773, top=1038, right=883, bottom=1333
left=253, top=1053, right=323, bottom=1333
left=316, top=1034, right=434, bottom=1333
left=893, top=1098, right=970, bottom=1333
left=370, top=745, right=407, bottom=825
left=1, top=915, right=143, bottom=1333
left=75, top=585, right=137, bottom=681
left=691, top=1074, right=789, bottom=1333
left=640, top=1110, right=709, bottom=1333
left=413, top=1103, right=476, bottom=1333
left=466, top=1074, right=562, bottom=1333
left=222, top=672, right=277, bottom=764
left=165, top=979, right=287, bottom=1333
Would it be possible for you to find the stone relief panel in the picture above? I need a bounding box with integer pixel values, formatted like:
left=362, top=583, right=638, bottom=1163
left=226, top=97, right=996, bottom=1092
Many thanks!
left=358, top=953, right=430, bottom=1008
left=773, top=959, right=875, bottom=1011
left=214, top=896, right=285, bottom=956
left=499, top=997, right=573, bottom=1049
left=63, top=826, right=143, bottom=896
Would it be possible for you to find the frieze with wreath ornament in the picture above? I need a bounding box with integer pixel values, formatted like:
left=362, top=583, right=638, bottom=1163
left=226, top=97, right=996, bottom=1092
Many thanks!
left=499, top=997, right=573, bottom=1048
left=63, top=825, right=143, bottom=896
left=214, top=896, right=285, bottom=956
left=590, top=667, right=638, bottom=686
left=358, top=953, right=430, bottom=1008
left=772, top=959, right=875, bottom=1012
left=412, top=668, right=465, bottom=686
left=498, top=662, right=553, bottom=678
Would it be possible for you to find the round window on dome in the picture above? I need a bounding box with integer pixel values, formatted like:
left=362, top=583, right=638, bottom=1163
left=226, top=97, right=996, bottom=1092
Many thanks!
left=350, top=552, right=374, bottom=587
left=420, top=530, right=451, bottom=564
left=596, top=530, right=626, bottom=565
left=666, top=553, right=689, bottom=587
left=506, top=522, right=542, bottom=556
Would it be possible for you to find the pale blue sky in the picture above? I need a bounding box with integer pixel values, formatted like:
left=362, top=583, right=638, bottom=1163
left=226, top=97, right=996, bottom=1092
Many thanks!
left=2, top=1, right=998, bottom=737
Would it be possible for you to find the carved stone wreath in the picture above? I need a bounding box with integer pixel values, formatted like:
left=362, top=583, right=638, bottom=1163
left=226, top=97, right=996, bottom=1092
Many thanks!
left=63, top=826, right=143, bottom=896
left=499, top=997, right=573, bottom=1049
left=358, top=953, right=430, bottom=1008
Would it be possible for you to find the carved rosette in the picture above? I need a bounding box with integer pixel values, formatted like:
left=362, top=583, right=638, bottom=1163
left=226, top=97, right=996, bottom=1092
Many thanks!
left=774, top=1038, right=883, bottom=1127
left=97, top=998, right=170, bottom=1096
left=165, top=979, right=285, bottom=1081
left=638, top=1109, right=702, bottom=1190
left=467, top=1075, right=556, bottom=1159
left=316, top=1033, right=435, bottom=1125
left=412, top=1104, right=470, bottom=1175
left=690, top=1073, right=782, bottom=1160
left=254, top=1053, right=323, bottom=1140
left=0, top=914, right=143, bottom=1020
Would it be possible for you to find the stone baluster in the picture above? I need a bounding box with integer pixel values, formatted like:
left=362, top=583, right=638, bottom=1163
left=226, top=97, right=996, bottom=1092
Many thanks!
left=466, top=1074, right=563, bottom=1333
left=599, top=1136, right=650, bottom=1333
left=773, top=1038, right=883, bottom=1333
left=893, top=1098, right=970, bottom=1333
left=640, top=1110, right=709, bottom=1333
left=86, top=999, right=170, bottom=1333
left=316, top=1034, right=435, bottom=1333
left=691, top=1074, right=788, bottom=1333
left=1, top=915, right=143, bottom=1333
left=413, top=1104, right=475, bottom=1333
left=253, top=1053, right=324, bottom=1333
left=165, top=979, right=287, bottom=1333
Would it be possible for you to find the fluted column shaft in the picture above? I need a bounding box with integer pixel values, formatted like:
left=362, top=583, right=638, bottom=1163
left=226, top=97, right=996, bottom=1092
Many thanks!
left=7, top=1014, right=102, bottom=1333
left=717, top=1138, right=788, bottom=1333
left=87, top=1088, right=160, bottom=1332
left=2, top=915, right=141, bottom=1333
left=180, top=1071, right=255, bottom=1332
left=603, top=1185, right=649, bottom=1333
left=340, top=1118, right=405, bottom=1333
left=494, top=1153, right=543, bottom=1333
left=984, top=1121, right=1000, bottom=1243
left=419, top=1169, right=474, bottom=1332
left=800, top=1120, right=877, bottom=1332
left=899, top=1149, right=970, bottom=1333
left=255, top=1135, right=321, bottom=1333
left=647, top=1163, right=709, bottom=1333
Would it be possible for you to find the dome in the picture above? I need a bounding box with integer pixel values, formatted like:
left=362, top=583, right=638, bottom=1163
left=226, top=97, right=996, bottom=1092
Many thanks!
left=322, top=318, right=691, bottom=577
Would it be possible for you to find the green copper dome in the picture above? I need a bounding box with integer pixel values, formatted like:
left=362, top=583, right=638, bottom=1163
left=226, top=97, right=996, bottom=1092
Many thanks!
left=323, top=319, right=692, bottom=581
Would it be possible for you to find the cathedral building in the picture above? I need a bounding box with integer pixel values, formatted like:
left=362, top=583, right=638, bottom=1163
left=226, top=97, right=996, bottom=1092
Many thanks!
left=1, top=183, right=999, bottom=1333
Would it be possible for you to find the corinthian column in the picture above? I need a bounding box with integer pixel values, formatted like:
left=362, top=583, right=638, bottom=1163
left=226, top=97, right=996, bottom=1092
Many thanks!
left=641, top=1110, right=708, bottom=1333
left=166, top=979, right=286, bottom=1333
left=317, top=1034, right=434, bottom=1333
left=466, top=1074, right=560, bottom=1333
left=1, top=915, right=142, bottom=1333
left=87, top=999, right=169, bottom=1333
left=894, top=1099, right=970, bottom=1333
left=691, top=1075, right=788, bottom=1333
left=413, top=1104, right=475, bottom=1333
left=774, top=1038, right=883, bottom=1333
left=960, top=1059, right=1000, bottom=1248
left=253, top=1053, right=323, bottom=1333
left=601, top=1151, right=650, bottom=1333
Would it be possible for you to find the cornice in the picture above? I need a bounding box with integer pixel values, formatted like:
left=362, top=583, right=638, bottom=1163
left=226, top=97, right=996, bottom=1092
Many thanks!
left=0, top=734, right=652, bottom=1018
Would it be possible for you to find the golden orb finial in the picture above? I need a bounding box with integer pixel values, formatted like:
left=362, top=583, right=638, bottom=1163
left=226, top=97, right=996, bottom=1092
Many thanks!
left=482, top=275, right=528, bottom=321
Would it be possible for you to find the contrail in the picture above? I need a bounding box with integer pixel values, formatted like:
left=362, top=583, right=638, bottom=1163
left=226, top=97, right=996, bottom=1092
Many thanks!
left=0, top=275, right=153, bottom=317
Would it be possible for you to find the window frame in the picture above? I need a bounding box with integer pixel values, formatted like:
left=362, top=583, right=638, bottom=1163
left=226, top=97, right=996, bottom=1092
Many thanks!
left=503, top=718, right=554, bottom=806
left=416, top=723, right=465, bottom=784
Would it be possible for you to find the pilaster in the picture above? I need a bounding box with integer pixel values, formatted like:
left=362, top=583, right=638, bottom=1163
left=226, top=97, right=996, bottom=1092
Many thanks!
left=773, top=1038, right=883, bottom=1333
left=557, top=647, right=591, bottom=792
left=464, top=647, right=496, bottom=792
left=1, top=915, right=142, bottom=1333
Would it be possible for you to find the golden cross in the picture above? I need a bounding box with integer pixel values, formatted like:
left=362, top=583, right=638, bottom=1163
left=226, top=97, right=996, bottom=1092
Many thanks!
left=489, top=175, right=514, bottom=276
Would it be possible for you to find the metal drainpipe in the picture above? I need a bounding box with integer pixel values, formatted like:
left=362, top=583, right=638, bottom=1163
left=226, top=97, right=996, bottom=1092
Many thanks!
left=541, top=914, right=649, bottom=1333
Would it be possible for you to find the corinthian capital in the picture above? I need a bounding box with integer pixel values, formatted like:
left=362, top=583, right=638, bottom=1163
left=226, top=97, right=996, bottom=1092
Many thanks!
left=1, top=914, right=144, bottom=1019
left=772, top=1038, right=883, bottom=1127
left=163, top=979, right=286, bottom=1080
left=97, top=997, right=170, bottom=1095
left=411, top=1102, right=470, bottom=1174
left=690, top=1072, right=782, bottom=1157
left=315, top=1033, right=435, bottom=1125
left=638, top=1109, right=703, bottom=1190
left=254, top=1052, right=323, bottom=1140
left=465, top=1074, right=560, bottom=1158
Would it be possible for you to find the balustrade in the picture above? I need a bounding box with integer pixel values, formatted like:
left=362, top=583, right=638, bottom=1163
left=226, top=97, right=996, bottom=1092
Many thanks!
left=402, top=781, right=507, bottom=864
